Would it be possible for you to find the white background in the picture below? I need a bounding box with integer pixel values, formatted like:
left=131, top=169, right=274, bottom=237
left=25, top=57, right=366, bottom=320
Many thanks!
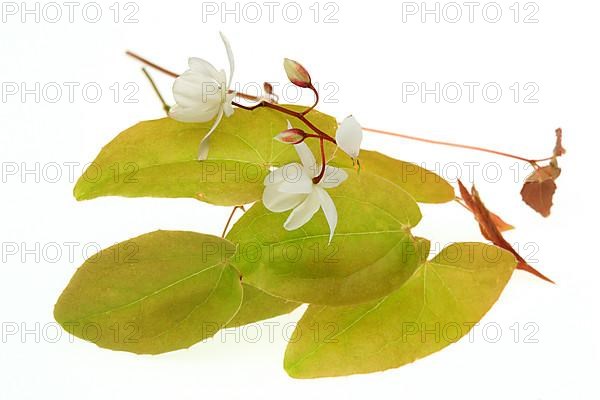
left=1, top=0, right=598, bottom=398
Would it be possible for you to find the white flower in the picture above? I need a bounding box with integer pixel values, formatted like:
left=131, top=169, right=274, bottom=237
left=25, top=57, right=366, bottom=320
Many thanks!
left=169, top=32, right=236, bottom=160
left=336, top=115, right=363, bottom=159
left=263, top=141, right=348, bottom=243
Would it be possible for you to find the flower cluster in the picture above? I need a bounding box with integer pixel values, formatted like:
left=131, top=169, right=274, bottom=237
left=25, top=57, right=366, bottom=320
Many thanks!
left=169, top=33, right=363, bottom=241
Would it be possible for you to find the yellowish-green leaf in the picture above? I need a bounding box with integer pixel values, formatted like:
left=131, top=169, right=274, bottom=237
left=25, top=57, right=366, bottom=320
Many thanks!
left=414, top=236, right=432, bottom=264
left=227, top=170, right=423, bottom=305
left=74, top=106, right=337, bottom=206
left=226, top=284, right=301, bottom=328
left=54, top=231, right=242, bottom=354
left=330, top=150, right=455, bottom=203
left=284, top=242, right=517, bottom=378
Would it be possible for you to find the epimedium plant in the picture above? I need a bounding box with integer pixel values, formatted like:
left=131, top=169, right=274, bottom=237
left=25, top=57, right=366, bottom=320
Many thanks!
left=54, top=32, right=565, bottom=378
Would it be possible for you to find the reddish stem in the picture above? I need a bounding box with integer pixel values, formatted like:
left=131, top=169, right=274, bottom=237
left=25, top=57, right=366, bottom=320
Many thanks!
left=301, top=85, right=319, bottom=116
left=313, top=138, right=327, bottom=184
left=362, top=127, right=553, bottom=164
left=305, top=133, right=336, bottom=144
left=232, top=100, right=336, bottom=143
left=126, top=51, right=178, bottom=78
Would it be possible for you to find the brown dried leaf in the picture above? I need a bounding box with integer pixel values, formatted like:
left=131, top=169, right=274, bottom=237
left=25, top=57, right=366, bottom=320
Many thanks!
left=520, top=164, right=561, bottom=217
left=460, top=199, right=514, bottom=232
left=490, top=213, right=514, bottom=232
left=520, top=128, right=565, bottom=217
left=458, top=180, right=554, bottom=283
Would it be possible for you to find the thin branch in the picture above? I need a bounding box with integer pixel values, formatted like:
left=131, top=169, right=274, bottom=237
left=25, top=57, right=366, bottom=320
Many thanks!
left=362, top=126, right=553, bottom=164
left=126, top=51, right=178, bottom=78
left=141, top=68, right=170, bottom=115
left=222, top=205, right=245, bottom=238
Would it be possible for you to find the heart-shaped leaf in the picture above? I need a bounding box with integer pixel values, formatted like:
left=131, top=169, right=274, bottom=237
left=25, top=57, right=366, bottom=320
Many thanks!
left=330, top=150, right=455, bottom=204
left=74, top=106, right=337, bottom=206
left=226, top=170, right=423, bottom=305
left=226, top=284, right=301, bottom=328
left=284, top=242, right=516, bottom=378
left=54, top=231, right=242, bottom=354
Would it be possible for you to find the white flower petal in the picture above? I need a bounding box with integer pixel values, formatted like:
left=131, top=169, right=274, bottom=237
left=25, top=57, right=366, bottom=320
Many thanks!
left=284, top=189, right=321, bottom=231
left=276, top=172, right=313, bottom=194
left=172, top=71, right=222, bottom=110
left=197, top=107, right=224, bottom=160
left=319, top=165, right=348, bottom=189
left=315, top=187, right=338, bottom=244
left=263, top=184, right=306, bottom=212
left=264, top=168, right=282, bottom=186
left=294, top=142, right=318, bottom=177
left=264, top=163, right=303, bottom=186
left=188, top=57, right=220, bottom=79
left=336, top=115, right=363, bottom=159
left=168, top=103, right=220, bottom=123
left=273, top=163, right=313, bottom=193
left=219, top=31, right=235, bottom=87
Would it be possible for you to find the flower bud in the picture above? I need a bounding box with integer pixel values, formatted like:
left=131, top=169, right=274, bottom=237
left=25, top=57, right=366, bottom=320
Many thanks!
left=283, top=58, right=312, bottom=88
left=274, top=121, right=307, bottom=144
left=275, top=128, right=307, bottom=144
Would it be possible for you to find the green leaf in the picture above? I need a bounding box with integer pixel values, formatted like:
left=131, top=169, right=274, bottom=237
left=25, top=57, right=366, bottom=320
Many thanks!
left=74, top=106, right=337, bottom=206
left=226, top=170, right=423, bottom=305
left=54, top=231, right=242, bottom=354
left=414, top=236, right=432, bottom=264
left=330, top=150, right=455, bottom=204
left=226, top=284, right=301, bottom=328
left=284, top=242, right=517, bottom=378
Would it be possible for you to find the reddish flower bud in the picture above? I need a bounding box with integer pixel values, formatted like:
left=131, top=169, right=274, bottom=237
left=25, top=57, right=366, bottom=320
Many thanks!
left=275, top=122, right=307, bottom=144
left=283, top=58, right=312, bottom=88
